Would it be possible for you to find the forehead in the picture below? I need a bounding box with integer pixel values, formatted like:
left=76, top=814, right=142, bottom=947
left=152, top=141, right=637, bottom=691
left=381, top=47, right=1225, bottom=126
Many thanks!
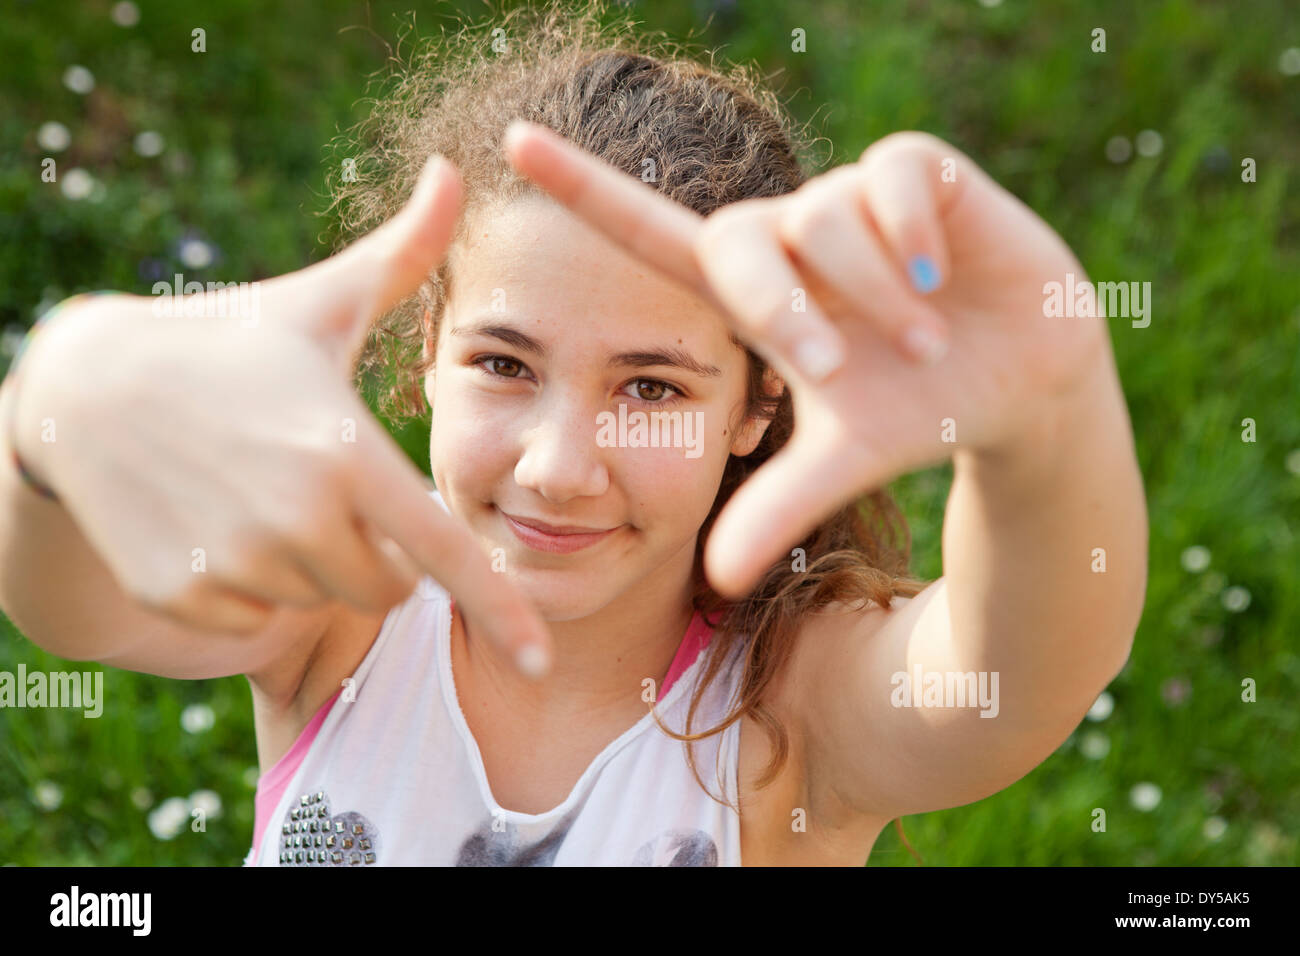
left=444, top=195, right=725, bottom=343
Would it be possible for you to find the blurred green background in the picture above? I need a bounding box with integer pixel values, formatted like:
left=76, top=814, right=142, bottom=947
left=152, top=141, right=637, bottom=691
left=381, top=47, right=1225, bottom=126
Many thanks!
left=1, top=0, right=1297, bottom=866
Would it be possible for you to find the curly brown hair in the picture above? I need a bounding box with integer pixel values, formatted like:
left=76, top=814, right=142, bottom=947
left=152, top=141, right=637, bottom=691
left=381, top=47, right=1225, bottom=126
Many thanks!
left=325, top=0, right=928, bottom=863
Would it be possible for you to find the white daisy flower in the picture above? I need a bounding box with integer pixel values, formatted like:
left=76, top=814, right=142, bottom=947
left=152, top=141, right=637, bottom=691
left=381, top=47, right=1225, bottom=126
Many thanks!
left=62, top=65, right=95, bottom=95
left=1079, top=731, right=1110, bottom=760
left=1180, top=545, right=1210, bottom=573
left=32, top=780, right=63, bottom=811
left=1135, top=130, right=1163, bottom=157
left=112, top=1, right=140, bottom=27
left=37, top=121, right=71, bottom=152
left=1086, top=691, right=1114, bottom=722
left=1105, top=136, right=1132, bottom=163
left=178, top=238, right=214, bottom=270
left=61, top=168, right=95, bottom=200
left=1130, top=782, right=1162, bottom=811
left=1221, top=586, right=1251, bottom=612
left=134, top=130, right=164, bottom=157
left=180, top=702, right=215, bottom=734
left=147, top=797, right=190, bottom=840
left=189, top=789, right=222, bottom=818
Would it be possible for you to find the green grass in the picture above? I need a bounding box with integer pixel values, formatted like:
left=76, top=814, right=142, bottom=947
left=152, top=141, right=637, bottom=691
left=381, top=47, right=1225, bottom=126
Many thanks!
left=1, top=0, right=1297, bottom=865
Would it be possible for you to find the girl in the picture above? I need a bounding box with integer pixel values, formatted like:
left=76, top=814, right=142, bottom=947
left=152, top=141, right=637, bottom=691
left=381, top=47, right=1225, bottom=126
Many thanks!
left=0, top=2, right=1147, bottom=866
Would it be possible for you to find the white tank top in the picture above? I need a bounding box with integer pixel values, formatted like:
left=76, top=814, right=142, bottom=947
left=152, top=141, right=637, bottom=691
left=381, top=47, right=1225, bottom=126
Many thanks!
left=245, top=491, right=747, bottom=866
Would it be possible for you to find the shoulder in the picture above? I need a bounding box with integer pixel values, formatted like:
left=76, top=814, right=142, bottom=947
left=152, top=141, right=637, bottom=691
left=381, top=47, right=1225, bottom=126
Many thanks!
left=737, top=596, right=907, bottom=862
left=785, top=594, right=912, bottom=682
left=754, top=598, right=904, bottom=764
left=760, top=594, right=910, bottom=797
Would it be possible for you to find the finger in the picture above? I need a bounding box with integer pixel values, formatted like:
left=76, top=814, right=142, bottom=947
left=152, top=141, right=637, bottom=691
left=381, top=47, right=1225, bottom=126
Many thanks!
left=702, top=426, right=895, bottom=598
left=502, top=120, right=711, bottom=301
left=693, top=203, right=848, bottom=383
left=506, top=120, right=846, bottom=382
left=217, top=549, right=329, bottom=609
left=858, top=132, right=956, bottom=297
left=778, top=171, right=950, bottom=365
left=362, top=522, right=426, bottom=588
left=348, top=424, right=553, bottom=678
left=262, top=154, right=463, bottom=369
left=290, top=510, right=421, bottom=614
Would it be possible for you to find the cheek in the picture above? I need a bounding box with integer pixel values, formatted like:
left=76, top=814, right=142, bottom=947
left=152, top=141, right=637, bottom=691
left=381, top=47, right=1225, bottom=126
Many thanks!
left=608, top=422, right=730, bottom=527
left=428, top=381, right=515, bottom=487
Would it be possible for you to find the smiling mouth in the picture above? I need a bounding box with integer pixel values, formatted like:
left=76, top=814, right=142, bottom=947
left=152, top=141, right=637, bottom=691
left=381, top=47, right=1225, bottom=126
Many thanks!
left=499, top=510, right=623, bottom=554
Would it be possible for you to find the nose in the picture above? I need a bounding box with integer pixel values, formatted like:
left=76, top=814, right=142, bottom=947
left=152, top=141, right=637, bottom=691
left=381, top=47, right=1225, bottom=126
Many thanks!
left=513, top=391, right=611, bottom=505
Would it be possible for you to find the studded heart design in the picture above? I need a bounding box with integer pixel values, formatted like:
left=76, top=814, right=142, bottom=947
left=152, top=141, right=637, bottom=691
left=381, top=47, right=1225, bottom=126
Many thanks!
left=277, top=789, right=381, bottom=866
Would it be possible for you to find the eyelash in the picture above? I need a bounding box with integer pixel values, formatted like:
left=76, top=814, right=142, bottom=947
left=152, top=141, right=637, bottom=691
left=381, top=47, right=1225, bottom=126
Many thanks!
left=471, top=354, right=687, bottom=407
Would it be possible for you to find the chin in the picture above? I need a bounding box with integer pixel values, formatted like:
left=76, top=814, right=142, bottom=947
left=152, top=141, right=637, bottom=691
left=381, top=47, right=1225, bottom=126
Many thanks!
left=507, top=566, right=618, bottom=622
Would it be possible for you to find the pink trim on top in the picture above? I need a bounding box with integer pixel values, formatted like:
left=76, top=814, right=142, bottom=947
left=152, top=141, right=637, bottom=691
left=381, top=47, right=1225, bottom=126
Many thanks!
left=251, top=687, right=342, bottom=861
left=659, top=609, right=715, bottom=699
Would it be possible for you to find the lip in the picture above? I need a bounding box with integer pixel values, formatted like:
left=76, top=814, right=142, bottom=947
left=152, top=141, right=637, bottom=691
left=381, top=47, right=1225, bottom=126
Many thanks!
left=501, top=511, right=622, bottom=554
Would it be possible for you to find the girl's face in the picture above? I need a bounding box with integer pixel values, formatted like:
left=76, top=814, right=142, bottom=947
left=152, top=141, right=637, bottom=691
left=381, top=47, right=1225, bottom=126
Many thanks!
left=426, top=196, right=771, bottom=621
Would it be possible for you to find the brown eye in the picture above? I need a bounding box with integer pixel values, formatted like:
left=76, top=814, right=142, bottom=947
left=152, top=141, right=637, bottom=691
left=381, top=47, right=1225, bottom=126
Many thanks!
left=635, top=380, right=667, bottom=402
left=486, top=356, right=523, bottom=377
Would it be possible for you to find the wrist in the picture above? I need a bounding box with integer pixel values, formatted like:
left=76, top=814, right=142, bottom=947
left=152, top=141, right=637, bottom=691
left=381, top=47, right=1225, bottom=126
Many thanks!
left=4, top=391, right=53, bottom=505
left=956, top=352, right=1126, bottom=489
left=5, top=291, right=123, bottom=500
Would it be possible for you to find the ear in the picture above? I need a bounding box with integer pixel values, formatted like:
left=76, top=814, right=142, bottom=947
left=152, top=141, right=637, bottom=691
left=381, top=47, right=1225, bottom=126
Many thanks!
left=728, top=366, right=785, bottom=457
left=421, top=308, right=437, bottom=407
left=420, top=307, right=436, bottom=359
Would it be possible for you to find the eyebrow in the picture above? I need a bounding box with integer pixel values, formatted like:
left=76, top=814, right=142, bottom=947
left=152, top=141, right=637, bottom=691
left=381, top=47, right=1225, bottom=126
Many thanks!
left=450, top=320, right=723, bottom=378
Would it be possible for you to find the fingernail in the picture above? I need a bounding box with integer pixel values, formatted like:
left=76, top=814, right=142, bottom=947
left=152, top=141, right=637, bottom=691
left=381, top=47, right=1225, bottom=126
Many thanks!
left=794, top=337, right=844, bottom=381
left=503, top=120, right=539, bottom=155
left=515, top=643, right=551, bottom=679
left=908, top=255, right=941, bottom=294
left=902, top=325, right=949, bottom=365
left=502, top=121, right=523, bottom=152
left=414, top=155, right=446, bottom=199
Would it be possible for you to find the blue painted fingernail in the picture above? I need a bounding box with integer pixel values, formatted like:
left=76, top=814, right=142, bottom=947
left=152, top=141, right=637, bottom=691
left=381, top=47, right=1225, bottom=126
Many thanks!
left=908, top=255, right=940, bottom=294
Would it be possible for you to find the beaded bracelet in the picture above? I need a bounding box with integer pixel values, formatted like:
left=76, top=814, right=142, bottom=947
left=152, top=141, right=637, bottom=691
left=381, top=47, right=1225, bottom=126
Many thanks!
left=5, top=290, right=118, bottom=502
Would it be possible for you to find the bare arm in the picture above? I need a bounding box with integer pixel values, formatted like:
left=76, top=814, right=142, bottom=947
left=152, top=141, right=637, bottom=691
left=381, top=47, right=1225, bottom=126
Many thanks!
left=0, top=373, right=338, bottom=705
left=494, top=121, right=1151, bottom=824
left=799, top=350, right=1148, bottom=819
left=0, top=154, right=555, bottom=691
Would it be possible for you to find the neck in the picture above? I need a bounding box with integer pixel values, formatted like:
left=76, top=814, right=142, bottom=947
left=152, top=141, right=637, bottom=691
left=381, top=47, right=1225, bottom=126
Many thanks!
left=454, top=552, right=697, bottom=725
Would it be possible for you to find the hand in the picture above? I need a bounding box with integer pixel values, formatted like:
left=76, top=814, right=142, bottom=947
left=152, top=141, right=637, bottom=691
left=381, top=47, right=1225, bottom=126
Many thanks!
left=504, top=121, right=1111, bottom=598
left=15, top=156, right=553, bottom=674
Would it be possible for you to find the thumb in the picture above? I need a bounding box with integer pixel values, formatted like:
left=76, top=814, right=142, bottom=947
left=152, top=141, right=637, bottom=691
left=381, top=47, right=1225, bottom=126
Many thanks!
left=263, top=154, right=463, bottom=371
left=703, top=428, right=890, bottom=598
